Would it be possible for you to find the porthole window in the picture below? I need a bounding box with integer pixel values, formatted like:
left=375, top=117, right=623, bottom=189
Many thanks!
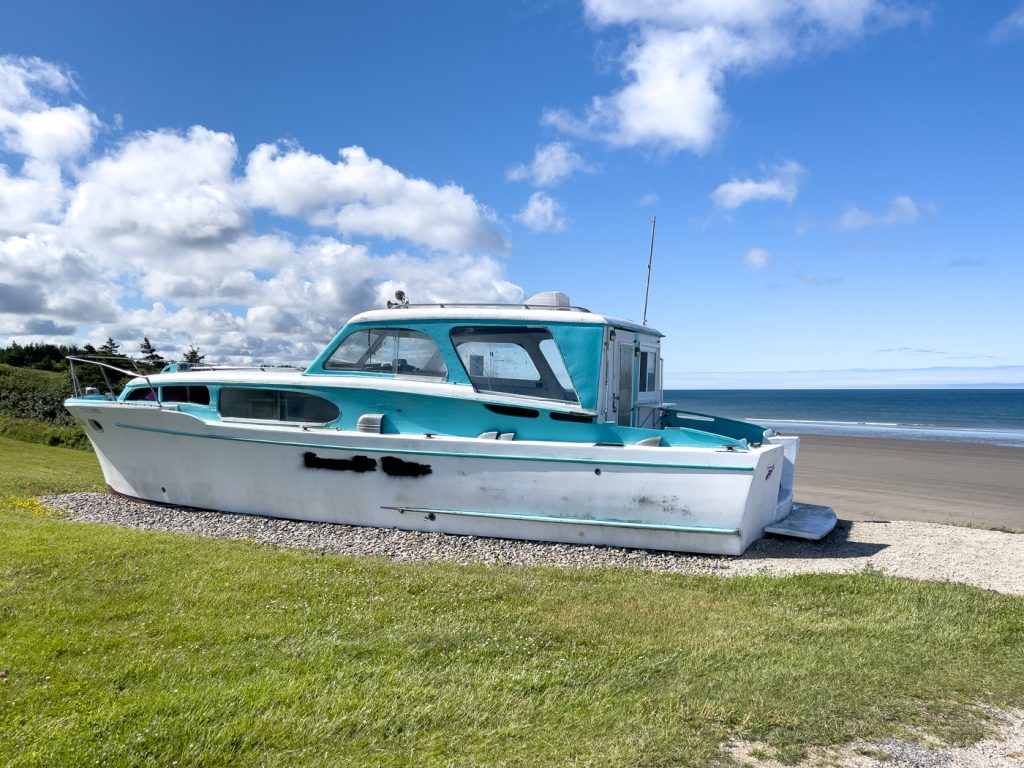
left=219, top=388, right=339, bottom=423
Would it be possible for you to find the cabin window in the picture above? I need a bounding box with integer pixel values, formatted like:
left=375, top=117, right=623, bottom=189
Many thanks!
left=124, top=387, right=157, bottom=401
left=638, top=350, right=657, bottom=393
left=325, top=328, right=447, bottom=377
left=219, top=388, right=340, bottom=423
left=162, top=385, right=211, bottom=405
left=124, top=385, right=210, bottom=404
left=450, top=326, right=579, bottom=403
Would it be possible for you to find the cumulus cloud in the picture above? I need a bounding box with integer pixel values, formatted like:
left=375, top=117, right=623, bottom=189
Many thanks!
left=507, top=142, right=594, bottom=187
left=66, top=126, right=248, bottom=251
left=0, top=57, right=97, bottom=157
left=991, top=2, right=1024, bottom=43
left=515, top=192, right=567, bottom=233
left=743, top=247, right=769, bottom=268
left=0, top=57, right=99, bottom=235
left=0, top=54, right=521, bottom=363
left=244, top=142, right=506, bottom=253
left=712, top=160, right=804, bottom=209
left=839, top=195, right=919, bottom=230
left=0, top=161, right=66, bottom=233
left=545, top=1, right=926, bottom=153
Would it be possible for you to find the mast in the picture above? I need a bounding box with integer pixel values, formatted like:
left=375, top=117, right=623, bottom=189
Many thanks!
left=642, top=215, right=657, bottom=326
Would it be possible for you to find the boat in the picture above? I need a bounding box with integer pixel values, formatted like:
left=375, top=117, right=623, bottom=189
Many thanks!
left=64, top=291, right=836, bottom=556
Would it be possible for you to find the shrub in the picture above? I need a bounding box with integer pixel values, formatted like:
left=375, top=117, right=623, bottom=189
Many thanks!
left=0, top=365, right=80, bottom=426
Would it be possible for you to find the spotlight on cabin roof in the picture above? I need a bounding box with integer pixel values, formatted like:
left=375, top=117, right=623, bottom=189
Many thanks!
left=386, top=290, right=410, bottom=309
left=526, top=291, right=571, bottom=309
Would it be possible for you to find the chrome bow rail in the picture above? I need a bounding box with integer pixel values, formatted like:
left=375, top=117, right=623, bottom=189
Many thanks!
left=67, top=356, right=160, bottom=403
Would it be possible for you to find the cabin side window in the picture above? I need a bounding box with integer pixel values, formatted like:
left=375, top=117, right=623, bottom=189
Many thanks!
left=124, top=386, right=157, bottom=401
left=324, top=328, right=447, bottom=377
left=163, top=385, right=211, bottom=405
left=638, top=350, right=658, bottom=393
left=123, top=385, right=211, bottom=404
left=450, top=326, right=579, bottom=403
left=219, top=388, right=340, bottom=423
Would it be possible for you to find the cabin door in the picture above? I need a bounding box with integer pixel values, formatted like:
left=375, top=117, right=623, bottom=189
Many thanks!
left=615, top=342, right=634, bottom=427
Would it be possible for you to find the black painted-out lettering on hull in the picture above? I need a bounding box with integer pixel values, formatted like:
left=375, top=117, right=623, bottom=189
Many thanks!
left=303, top=452, right=377, bottom=472
left=381, top=456, right=432, bottom=477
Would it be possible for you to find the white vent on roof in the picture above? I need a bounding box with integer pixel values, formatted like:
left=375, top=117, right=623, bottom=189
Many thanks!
left=526, top=291, right=571, bottom=309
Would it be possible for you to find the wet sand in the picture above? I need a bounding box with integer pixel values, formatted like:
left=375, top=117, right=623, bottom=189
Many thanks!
left=793, top=435, right=1024, bottom=529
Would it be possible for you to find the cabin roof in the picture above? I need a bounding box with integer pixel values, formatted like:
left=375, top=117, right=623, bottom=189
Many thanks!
left=345, top=306, right=663, bottom=337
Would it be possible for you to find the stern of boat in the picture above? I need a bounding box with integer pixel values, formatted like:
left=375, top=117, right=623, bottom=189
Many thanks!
left=761, top=433, right=837, bottom=543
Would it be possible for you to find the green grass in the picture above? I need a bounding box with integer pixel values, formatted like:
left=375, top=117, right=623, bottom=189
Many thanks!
left=1, top=440, right=1023, bottom=767
left=0, top=436, right=103, bottom=495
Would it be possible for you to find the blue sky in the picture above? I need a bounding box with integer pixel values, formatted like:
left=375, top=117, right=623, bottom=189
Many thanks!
left=0, top=0, right=1022, bottom=386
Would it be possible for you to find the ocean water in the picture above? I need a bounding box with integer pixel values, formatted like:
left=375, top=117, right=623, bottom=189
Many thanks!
left=664, top=389, right=1024, bottom=448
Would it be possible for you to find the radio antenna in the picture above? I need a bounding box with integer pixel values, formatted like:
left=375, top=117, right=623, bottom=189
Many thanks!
left=642, top=216, right=657, bottom=326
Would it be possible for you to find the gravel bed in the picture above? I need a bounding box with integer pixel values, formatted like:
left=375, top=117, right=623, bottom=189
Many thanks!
left=40, top=492, right=732, bottom=574
left=727, top=705, right=1024, bottom=767
left=40, top=492, right=1024, bottom=595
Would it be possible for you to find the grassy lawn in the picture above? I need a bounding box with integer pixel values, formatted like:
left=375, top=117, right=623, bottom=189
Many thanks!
left=0, top=436, right=103, bottom=495
left=2, top=438, right=1023, bottom=766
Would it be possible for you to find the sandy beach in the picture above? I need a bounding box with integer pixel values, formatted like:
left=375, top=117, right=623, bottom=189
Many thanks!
left=793, top=435, right=1024, bottom=529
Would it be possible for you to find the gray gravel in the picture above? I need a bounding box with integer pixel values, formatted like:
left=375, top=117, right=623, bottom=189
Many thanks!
left=40, top=492, right=1024, bottom=595
left=40, top=491, right=732, bottom=574
left=728, top=705, right=1024, bottom=767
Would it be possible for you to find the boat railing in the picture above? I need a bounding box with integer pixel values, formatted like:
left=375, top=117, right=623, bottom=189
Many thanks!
left=67, top=356, right=161, bottom=403
left=390, top=301, right=592, bottom=312
left=67, top=357, right=307, bottom=402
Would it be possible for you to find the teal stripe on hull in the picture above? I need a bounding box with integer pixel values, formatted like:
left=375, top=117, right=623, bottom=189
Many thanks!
left=112, top=422, right=757, bottom=472
left=384, top=505, right=741, bottom=536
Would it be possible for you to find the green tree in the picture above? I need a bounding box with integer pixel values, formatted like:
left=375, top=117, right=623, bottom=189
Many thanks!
left=182, top=345, right=206, bottom=364
left=98, top=337, right=123, bottom=358
left=139, top=337, right=166, bottom=371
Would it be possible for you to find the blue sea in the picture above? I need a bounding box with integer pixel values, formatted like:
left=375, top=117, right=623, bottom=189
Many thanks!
left=663, top=389, right=1024, bottom=448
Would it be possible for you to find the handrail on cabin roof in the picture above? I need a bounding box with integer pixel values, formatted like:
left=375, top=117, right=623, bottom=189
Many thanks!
left=385, top=302, right=592, bottom=312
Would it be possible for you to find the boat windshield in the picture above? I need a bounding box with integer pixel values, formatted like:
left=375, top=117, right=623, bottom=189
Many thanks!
left=450, top=326, right=579, bottom=403
left=325, top=328, right=447, bottom=377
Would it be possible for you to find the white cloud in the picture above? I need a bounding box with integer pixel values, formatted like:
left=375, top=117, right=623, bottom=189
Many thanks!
left=515, top=192, right=567, bottom=233
left=66, top=126, right=248, bottom=252
left=546, top=1, right=926, bottom=153
left=0, top=57, right=99, bottom=235
left=839, top=195, right=919, bottom=230
left=244, top=142, right=506, bottom=253
left=713, top=160, right=804, bottom=209
left=743, top=247, right=769, bottom=267
left=991, top=2, right=1024, bottom=43
left=507, top=142, right=594, bottom=187
left=635, top=192, right=659, bottom=207
left=0, top=57, right=97, bottom=162
left=0, top=161, right=66, bottom=233
left=0, top=56, right=77, bottom=109
left=0, top=55, right=522, bottom=364
left=799, top=271, right=841, bottom=286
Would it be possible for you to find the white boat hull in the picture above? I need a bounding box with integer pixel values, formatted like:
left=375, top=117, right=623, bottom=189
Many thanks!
left=69, top=402, right=794, bottom=556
